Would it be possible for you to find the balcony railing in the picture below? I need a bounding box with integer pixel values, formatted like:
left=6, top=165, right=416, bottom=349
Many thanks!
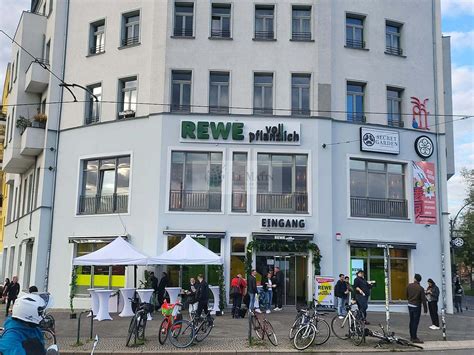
left=255, top=31, right=274, bottom=40
left=90, top=44, right=105, bottom=54
left=292, top=32, right=312, bottom=41
left=292, top=108, right=311, bottom=116
left=79, top=193, right=129, bottom=215
left=257, top=192, right=308, bottom=214
left=385, top=46, right=403, bottom=56
left=211, top=29, right=231, bottom=38
left=350, top=197, right=408, bottom=219
left=209, top=106, right=229, bottom=114
left=388, top=118, right=404, bottom=127
left=254, top=107, right=273, bottom=115
left=174, top=28, right=194, bottom=37
left=85, top=115, right=100, bottom=125
left=171, top=104, right=191, bottom=113
left=346, top=39, right=365, bottom=49
left=347, top=113, right=366, bottom=123
left=169, top=190, right=222, bottom=212
left=121, top=36, right=139, bottom=46
left=232, top=191, right=247, bottom=212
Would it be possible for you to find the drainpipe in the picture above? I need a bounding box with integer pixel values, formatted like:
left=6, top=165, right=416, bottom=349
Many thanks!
left=44, top=0, right=70, bottom=292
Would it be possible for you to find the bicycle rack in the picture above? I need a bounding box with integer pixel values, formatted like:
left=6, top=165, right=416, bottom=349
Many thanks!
left=76, top=309, right=94, bottom=345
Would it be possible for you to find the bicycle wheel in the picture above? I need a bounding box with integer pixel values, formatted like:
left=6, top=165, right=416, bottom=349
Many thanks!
left=126, top=316, right=137, bottom=347
left=137, top=312, right=147, bottom=341
left=168, top=319, right=194, bottom=348
left=195, top=317, right=213, bottom=342
left=313, top=318, right=330, bottom=345
left=289, top=315, right=304, bottom=340
left=351, top=319, right=365, bottom=346
left=42, top=329, right=56, bottom=347
left=158, top=318, right=169, bottom=345
left=252, top=314, right=264, bottom=340
left=264, top=320, right=278, bottom=346
left=331, top=314, right=350, bottom=340
left=396, top=337, right=424, bottom=349
left=293, top=324, right=316, bottom=351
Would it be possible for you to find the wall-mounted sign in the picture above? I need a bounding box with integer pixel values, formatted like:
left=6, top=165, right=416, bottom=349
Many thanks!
left=414, top=135, right=434, bottom=159
left=413, top=161, right=437, bottom=225
left=360, top=127, right=400, bottom=154
left=261, top=217, right=306, bottom=229
left=411, top=97, right=430, bottom=130
left=180, top=120, right=301, bottom=145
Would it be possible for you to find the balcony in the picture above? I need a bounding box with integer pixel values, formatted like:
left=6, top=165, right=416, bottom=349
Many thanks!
left=78, top=194, right=129, bottom=215
left=385, top=46, right=403, bottom=56
left=25, top=61, right=49, bottom=93
left=254, top=31, right=275, bottom=40
left=173, top=28, right=194, bottom=37
left=2, top=144, right=35, bottom=174
left=210, top=29, right=231, bottom=38
left=169, top=190, right=221, bottom=212
left=292, top=32, right=312, bottom=41
left=346, top=39, right=366, bottom=49
left=257, top=192, right=308, bottom=214
left=20, top=125, right=45, bottom=156
left=350, top=197, right=408, bottom=219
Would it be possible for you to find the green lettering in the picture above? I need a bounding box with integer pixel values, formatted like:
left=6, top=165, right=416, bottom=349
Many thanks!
left=181, top=121, right=196, bottom=139
left=197, top=121, right=210, bottom=139
left=210, top=122, right=231, bottom=140
left=232, top=122, right=244, bottom=140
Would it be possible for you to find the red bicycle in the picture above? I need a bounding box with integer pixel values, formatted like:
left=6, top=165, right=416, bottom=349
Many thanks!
left=158, top=299, right=185, bottom=345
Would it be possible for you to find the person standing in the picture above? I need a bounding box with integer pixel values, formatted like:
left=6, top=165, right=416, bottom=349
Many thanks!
left=248, top=270, right=261, bottom=313
left=406, top=274, right=428, bottom=344
left=453, top=280, right=464, bottom=313
left=274, top=266, right=284, bottom=311
left=230, top=274, right=244, bottom=318
left=335, top=274, right=347, bottom=318
left=149, top=271, right=159, bottom=310
left=157, top=272, right=169, bottom=308
left=184, top=277, right=199, bottom=316
left=353, top=270, right=371, bottom=324
left=426, top=278, right=440, bottom=330
left=263, top=272, right=275, bottom=314
left=195, top=274, right=210, bottom=319
left=5, top=276, right=20, bottom=317
left=1, top=278, right=10, bottom=304
left=344, top=276, right=352, bottom=306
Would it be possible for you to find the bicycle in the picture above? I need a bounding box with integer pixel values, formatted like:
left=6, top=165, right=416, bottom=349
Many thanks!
left=331, top=300, right=365, bottom=345
left=125, top=301, right=153, bottom=347
left=158, top=299, right=184, bottom=345
left=293, top=309, right=330, bottom=350
left=168, top=310, right=215, bottom=348
left=366, top=324, right=423, bottom=350
left=40, top=312, right=56, bottom=346
left=251, top=311, right=278, bottom=346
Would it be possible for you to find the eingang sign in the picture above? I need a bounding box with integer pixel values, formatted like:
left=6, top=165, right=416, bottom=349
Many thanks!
left=180, top=119, right=301, bottom=145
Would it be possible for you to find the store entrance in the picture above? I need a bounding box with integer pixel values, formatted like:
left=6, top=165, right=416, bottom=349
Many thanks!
left=256, top=254, right=307, bottom=306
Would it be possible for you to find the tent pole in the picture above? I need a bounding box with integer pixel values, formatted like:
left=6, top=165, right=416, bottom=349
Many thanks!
left=134, top=265, right=137, bottom=288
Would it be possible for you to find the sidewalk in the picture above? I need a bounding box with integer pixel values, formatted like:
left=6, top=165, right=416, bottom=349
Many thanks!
left=2, top=307, right=473, bottom=353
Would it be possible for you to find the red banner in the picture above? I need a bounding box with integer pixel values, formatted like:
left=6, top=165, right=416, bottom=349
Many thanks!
left=413, top=161, right=437, bottom=224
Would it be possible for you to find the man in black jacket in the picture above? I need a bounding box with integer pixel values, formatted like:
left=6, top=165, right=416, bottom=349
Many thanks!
left=157, top=272, right=169, bottom=308
left=5, top=276, right=20, bottom=316
left=353, top=270, right=371, bottom=323
left=334, top=274, right=347, bottom=317
left=274, top=267, right=284, bottom=311
left=196, top=274, right=210, bottom=318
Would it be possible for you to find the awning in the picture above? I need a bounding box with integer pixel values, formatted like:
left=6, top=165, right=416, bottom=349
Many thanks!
left=163, top=230, right=226, bottom=238
left=252, top=232, right=314, bottom=242
left=348, top=240, right=417, bottom=249
left=68, top=235, right=128, bottom=244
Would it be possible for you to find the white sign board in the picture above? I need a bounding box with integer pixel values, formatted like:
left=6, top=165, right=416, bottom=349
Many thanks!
left=314, top=276, right=335, bottom=307
left=360, top=127, right=400, bottom=154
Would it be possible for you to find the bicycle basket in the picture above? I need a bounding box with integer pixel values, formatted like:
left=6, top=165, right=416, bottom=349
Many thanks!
left=161, top=303, right=175, bottom=316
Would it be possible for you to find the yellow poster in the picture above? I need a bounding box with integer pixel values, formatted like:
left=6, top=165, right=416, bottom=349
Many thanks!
left=314, top=276, right=335, bottom=307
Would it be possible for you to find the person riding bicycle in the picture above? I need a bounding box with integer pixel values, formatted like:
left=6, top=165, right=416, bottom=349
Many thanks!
left=0, top=293, right=51, bottom=355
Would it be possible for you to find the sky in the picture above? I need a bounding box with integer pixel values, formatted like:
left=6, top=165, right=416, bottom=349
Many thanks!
left=0, top=0, right=473, bottom=218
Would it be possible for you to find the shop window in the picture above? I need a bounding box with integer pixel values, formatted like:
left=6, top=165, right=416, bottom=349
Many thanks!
left=232, top=153, right=247, bottom=212
left=350, top=247, right=408, bottom=302
left=230, top=237, right=246, bottom=289
left=169, top=151, right=222, bottom=212
left=75, top=242, right=125, bottom=295
left=257, top=153, right=308, bottom=214
left=350, top=159, right=407, bottom=219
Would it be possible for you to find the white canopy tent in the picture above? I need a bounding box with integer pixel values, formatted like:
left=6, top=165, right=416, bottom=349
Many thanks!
left=148, top=236, right=222, bottom=265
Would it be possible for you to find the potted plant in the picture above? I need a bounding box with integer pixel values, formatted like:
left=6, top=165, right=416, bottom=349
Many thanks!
left=32, top=112, right=47, bottom=128
left=69, top=266, right=78, bottom=319
left=16, top=116, right=31, bottom=135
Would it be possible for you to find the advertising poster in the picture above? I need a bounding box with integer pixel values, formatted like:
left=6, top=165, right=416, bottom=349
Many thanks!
left=314, top=276, right=335, bottom=307
left=413, top=161, right=437, bottom=225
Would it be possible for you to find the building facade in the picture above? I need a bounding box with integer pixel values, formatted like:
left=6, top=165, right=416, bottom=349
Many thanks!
left=3, top=0, right=455, bottom=312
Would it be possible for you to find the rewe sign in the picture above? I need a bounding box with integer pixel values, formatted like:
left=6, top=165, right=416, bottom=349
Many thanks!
left=180, top=119, right=301, bottom=145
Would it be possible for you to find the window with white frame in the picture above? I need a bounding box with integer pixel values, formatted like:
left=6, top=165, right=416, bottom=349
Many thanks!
left=232, top=152, right=247, bottom=212
left=346, top=14, right=365, bottom=49
left=253, top=73, right=273, bottom=115
left=387, top=87, right=403, bottom=127
left=85, top=83, right=102, bottom=124
left=122, top=11, right=140, bottom=46
left=386, top=21, right=402, bottom=55
left=171, top=70, right=192, bottom=112
left=291, top=74, right=311, bottom=116
left=209, top=72, right=229, bottom=113
left=174, top=3, right=194, bottom=37
left=89, top=19, right=105, bottom=54
left=255, top=5, right=274, bottom=40
left=211, top=4, right=231, bottom=38
left=346, top=82, right=365, bottom=122
left=118, top=77, right=137, bottom=118
left=292, top=6, right=311, bottom=41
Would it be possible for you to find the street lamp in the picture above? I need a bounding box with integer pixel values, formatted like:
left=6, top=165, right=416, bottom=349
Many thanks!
left=450, top=202, right=471, bottom=275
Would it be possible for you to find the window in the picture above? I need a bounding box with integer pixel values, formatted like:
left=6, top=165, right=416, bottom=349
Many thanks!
left=387, top=88, right=403, bottom=127
left=122, top=11, right=140, bottom=46
left=292, top=6, right=311, bottom=41
left=22, top=177, right=27, bottom=216
left=45, top=40, right=51, bottom=65
left=257, top=154, right=308, bottom=213
left=27, top=174, right=34, bottom=213
left=346, top=82, right=365, bottom=122
left=75, top=242, right=125, bottom=295
left=85, top=84, right=102, bottom=124
left=14, top=52, right=19, bottom=82
left=15, top=185, right=21, bottom=220
left=255, top=5, right=274, bottom=40
left=171, top=70, right=192, bottom=112
left=169, top=151, right=222, bottom=212
left=253, top=73, right=273, bottom=115
left=48, top=0, right=53, bottom=15
left=174, top=3, right=194, bottom=37
left=350, top=159, right=407, bottom=219
left=386, top=22, right=402, bottom=55
left=291, top=74, right=311, bottom=116
left=8, top=247, right=15, bottom=280
left=9, top=107, right=15, bottom=142
left=34, top=167, right=40, bottom=208
left=346, top=15, right=365, bottom=49
left=118, top=77, right=137, bottom=118
left=79, top=156, right=130, bottom=214
left=351, top=247, right=408, bottom=301
left=232, top=153, right=247, bottom=212
left=209, top=72, right=229, bottom=113
left=89, top=20, right=105, bottom=54
left=230, top=237, right=246, bottom=287
left=211, top=4, right=231, bottom=38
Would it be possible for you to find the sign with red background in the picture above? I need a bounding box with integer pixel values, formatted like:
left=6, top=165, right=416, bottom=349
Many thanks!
left=413, top=161, right=437, bottom=224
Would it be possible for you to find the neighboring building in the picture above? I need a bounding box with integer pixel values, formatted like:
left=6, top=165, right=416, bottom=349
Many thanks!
left=1, top=0, right=67, bottom=290
left=4, top=0, right=455, bottom=312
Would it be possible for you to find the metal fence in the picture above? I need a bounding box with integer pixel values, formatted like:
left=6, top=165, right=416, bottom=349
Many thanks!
left=350, top=197, right=408, bottom=219
left=79, top=194, right=129, bottom=215
left=169, top=190, right=222, bottom=212
left=256, top=192, right=308, bottom=213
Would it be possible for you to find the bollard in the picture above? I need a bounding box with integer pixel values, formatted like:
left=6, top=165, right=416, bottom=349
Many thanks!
left=248, top=311, right=252, bottom=345
left=89, top=309, right=94, bottom=340
left=76, top=310, right=91, bottom=345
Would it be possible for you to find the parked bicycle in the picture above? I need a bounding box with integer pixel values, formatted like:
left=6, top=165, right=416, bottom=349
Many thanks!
left=251, top=311, right=278, bottom=346
left=125, top=299, right=153, bottom=347
left=366, top=324, right=423, bottom=350
left=292, top=307, right=330, bottom=350
left=168, top=310, right=215, bottom=348
left=158, top=299, right=184, bottom=345
left=331, top=300, right=366, bottom=345
left=289, top=299, right=320, bottom=340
